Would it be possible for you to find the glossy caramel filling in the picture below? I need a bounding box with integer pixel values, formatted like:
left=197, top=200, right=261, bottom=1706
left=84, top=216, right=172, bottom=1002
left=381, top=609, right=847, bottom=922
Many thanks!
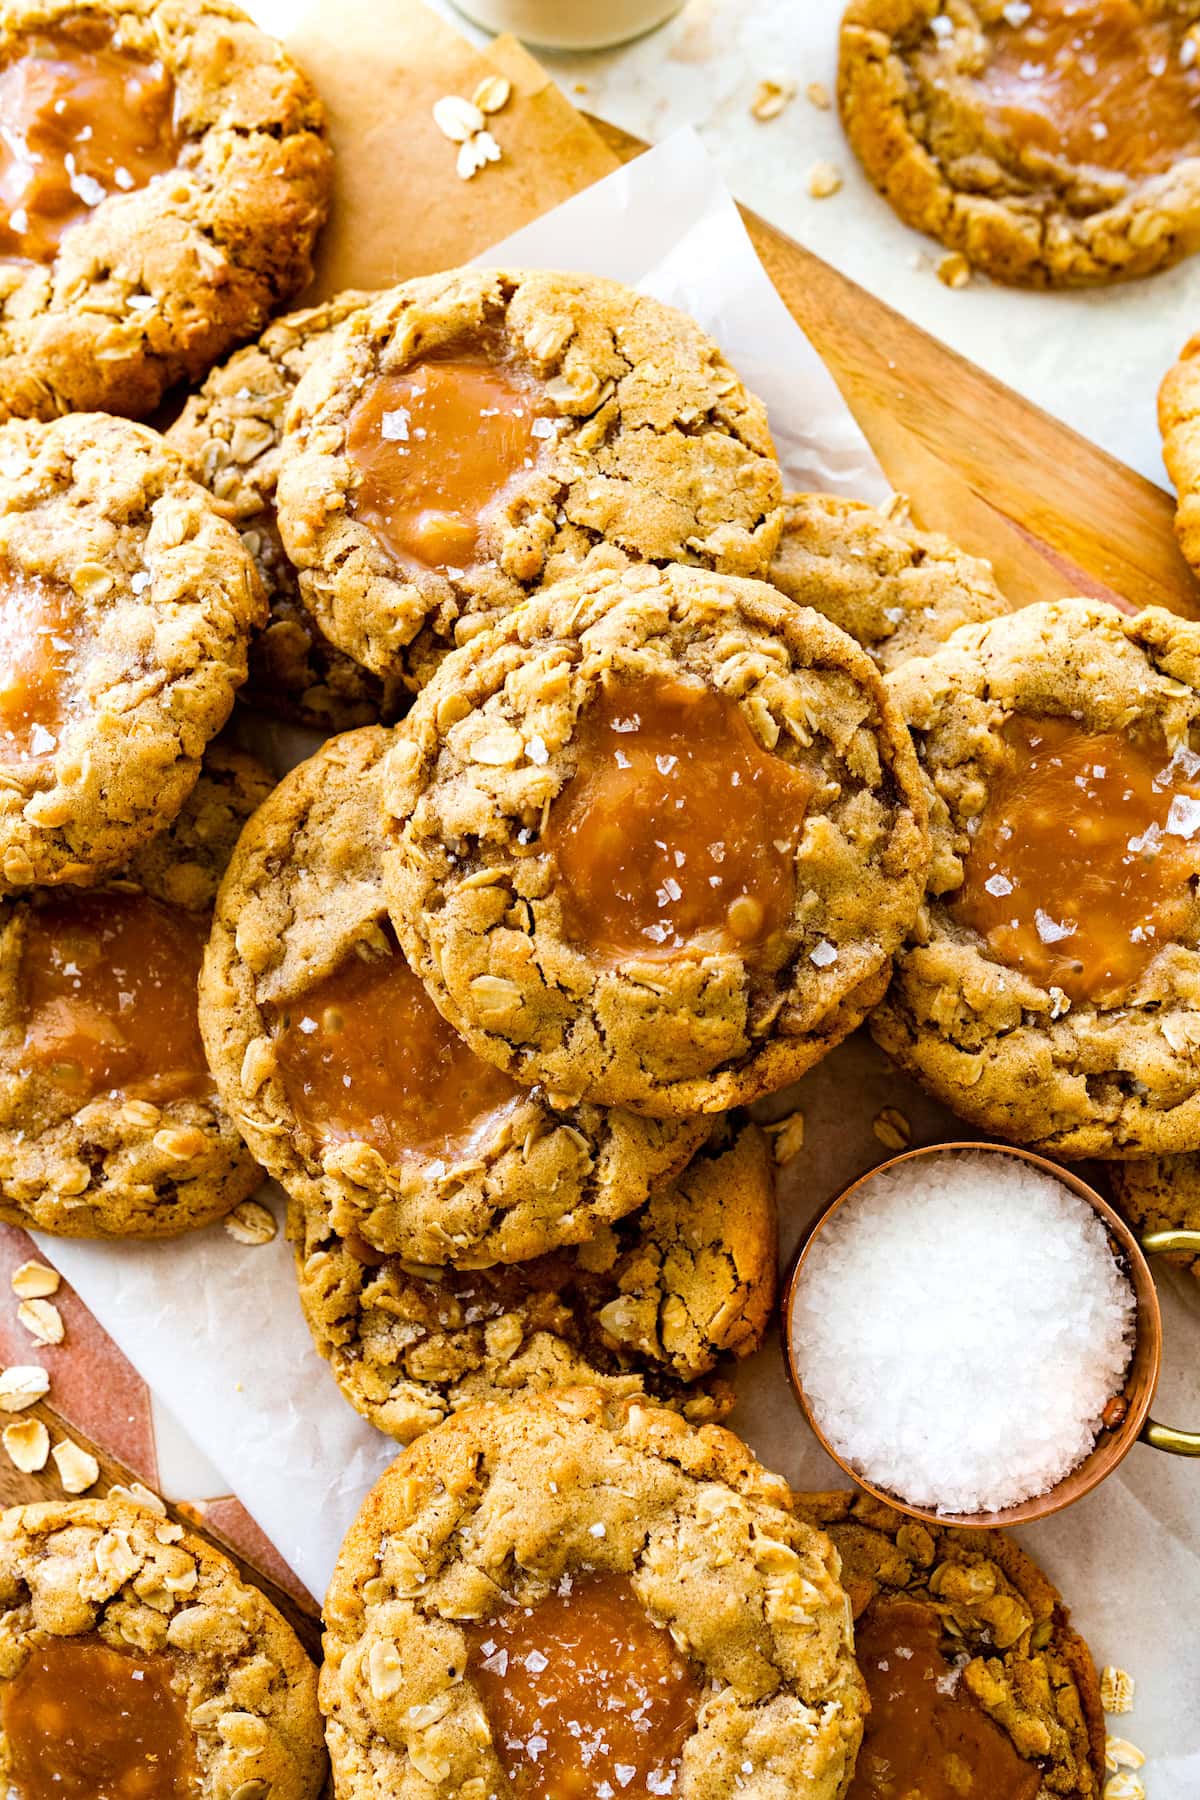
left=976, top=0, right=1200, bottom=177
left=273, top=944, right=522, bottom=1164
left=953, top=714, right=1200, bottom=1003
left=848, top=1598, right=1040, bottom=1800
left=542, top=673, right=812, bottom=963
left=466, top=1573, right=701, bottom=1800
left=0, top=20, right=179, bottom=263
left=19, top=892, right=214, bottom=1106
left=345, top=357, right=545, bottom=574
left=3, top=1635, right=198, bottom=1800
left=0, top=570, right=80, bottom=766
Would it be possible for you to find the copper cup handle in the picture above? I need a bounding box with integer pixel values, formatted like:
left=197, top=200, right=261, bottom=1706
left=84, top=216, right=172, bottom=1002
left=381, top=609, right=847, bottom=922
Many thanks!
left=1139, top=1229, right=1200, bottom=1456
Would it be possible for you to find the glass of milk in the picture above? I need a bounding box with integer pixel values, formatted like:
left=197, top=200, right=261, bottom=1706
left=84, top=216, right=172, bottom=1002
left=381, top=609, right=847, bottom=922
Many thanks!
left=448, top=0, right=685, bottom=51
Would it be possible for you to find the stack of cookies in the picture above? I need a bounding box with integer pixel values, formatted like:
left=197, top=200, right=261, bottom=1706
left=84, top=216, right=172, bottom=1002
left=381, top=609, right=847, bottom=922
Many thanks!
left=0, top=5, right=1124, bottom=1797
left=176, top=264, right=937, bottom=1447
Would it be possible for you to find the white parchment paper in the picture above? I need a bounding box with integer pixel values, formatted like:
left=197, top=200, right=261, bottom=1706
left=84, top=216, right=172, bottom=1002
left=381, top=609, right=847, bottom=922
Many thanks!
left=35, top=134, right=1199, bottom=1795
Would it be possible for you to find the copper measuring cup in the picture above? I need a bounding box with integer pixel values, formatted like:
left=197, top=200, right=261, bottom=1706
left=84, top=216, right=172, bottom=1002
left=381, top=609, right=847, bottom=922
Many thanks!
left=779, top=1140, right=1200, bottom=1529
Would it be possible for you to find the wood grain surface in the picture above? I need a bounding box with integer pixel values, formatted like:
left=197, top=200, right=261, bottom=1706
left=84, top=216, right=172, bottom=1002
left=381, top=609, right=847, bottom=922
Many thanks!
left=591, top=116, right=1200, bottom=622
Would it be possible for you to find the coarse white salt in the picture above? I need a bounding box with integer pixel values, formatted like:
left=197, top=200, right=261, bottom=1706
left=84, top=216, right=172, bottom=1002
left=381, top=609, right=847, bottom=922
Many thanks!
left=790, top=1150, right=1136, bottom=1514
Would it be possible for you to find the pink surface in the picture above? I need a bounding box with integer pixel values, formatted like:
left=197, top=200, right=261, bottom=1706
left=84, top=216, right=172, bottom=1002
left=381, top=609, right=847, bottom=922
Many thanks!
left=0, top=1225, right=158, bottom=1482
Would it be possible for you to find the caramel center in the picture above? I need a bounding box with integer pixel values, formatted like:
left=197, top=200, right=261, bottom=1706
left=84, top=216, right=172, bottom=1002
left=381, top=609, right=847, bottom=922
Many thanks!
left=848, top=1598, right=1040, bottom=1800
left=273, top=943, right=522, bottom=1164
left=0, top=569, right=81, bottom=766
left=977, top=0, right=1200, bottom=177
left=953, top=714, right=1200, bottom=1003
left=0, top=21, right=179, bottom=264
left=345, top=357, right=544, bottom=574
left=466, top=1573, right=701, bottom=1800
left=542, top=673, right=811, bottom=962
left=19, top=892, right=214, bottom=1106
left=3, top=1635, right=198, bottom=1800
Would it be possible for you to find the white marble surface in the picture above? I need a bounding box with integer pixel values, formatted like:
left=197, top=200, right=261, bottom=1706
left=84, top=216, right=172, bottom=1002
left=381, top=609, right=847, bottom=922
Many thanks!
left=425, top=0, right=1200, bottom=492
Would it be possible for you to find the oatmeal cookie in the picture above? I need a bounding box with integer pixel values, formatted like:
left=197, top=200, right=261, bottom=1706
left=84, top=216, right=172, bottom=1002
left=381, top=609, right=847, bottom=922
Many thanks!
left=1159, top=331, right=1200, bottom=588
left=381, top=561, right=929, bottom=1118
left=873, top=598, right=1200, bottom=1156
left=321, top=1394, right=866, bottom=1800
left=0, top=0, right=331, bottom=422
left=798, top=1490, right=1105, bottom=1799
left=293, top=1119, right=776, bottom=1443
left=769, top=491, right=1011, bottom=672
left=1109, top=1151, right=1200, bottom=1275
left=168, top=292, right=410, bottom=732
left=0, top=1496, right=326, bottom=1798
left=200, top=725, right=705, bottom=1264
left=840, top=1, right=1200, bottom=287
left=274, top=267, right=784, bottom=682
left=0, top=744, right=270, bottom=1237
left=0, top=412, right=265, bottom=892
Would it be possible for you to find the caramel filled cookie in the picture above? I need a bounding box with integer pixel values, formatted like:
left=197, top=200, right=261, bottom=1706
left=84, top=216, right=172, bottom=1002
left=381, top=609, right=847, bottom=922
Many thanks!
left=200, top=726, right=704, bottom=1264
left=0, top=0, right=331, bottom=421
left=293, top=1119, right=776, bottom=1442
left=167, top=292, right=411, bottom=732
left=1109, top=1152, right=1200, bottom=1276
left=321, top=1395, right=866, bottom=1800
left=840, top=1, right=1200, bottom=287
left=0, top=745, right=270, bottom=1236
left=0, top=1496, right=326, bottom=1798
left=381, top=561, right=929, bottom=1117
left=274, top=268, right=783, bottom=683
left=769, top=492, right=1012, bottom=672
left=0, top=413, right=265, bottom=891
left=797, top=1491, right=1105, bottom=1800
left=874, top=598, right=1200, bottom=1156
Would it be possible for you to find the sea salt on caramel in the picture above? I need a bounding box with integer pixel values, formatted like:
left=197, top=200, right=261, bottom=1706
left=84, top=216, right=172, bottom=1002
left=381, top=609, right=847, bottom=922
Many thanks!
left=2, top=1635, right=197, bottom=1800
left=543, top=673, right=811, bottom=963
left=346, top=356, right=545, bottom=573
left=273, top=944, right=521, bottom=1164
left=954, top=713, right=1200, bottom=1003
left=0, top=20, right=179, bottom=263
left=466, top=1572, right=700, bottom=1800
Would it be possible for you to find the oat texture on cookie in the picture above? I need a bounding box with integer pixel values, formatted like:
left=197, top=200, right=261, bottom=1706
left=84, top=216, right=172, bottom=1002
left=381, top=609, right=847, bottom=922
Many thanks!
left=0, top=1496, right=326, bottom=1798
left=0, top=0, right=332, bottom=421
left=320, top=1395, right=866, bottom=1800
left=874, top=598, right=1200, bottom=1157
left=168, top=292, right=411, bottom=732
left=200, top=726, right=705, bottom=1264
left=1109, top=1152, right=1200, bottom=1276
left=273, top=268, right=784, bottom=683
left=0, top=413, right=266, bottom=892
left=292, top=1118, right=776, bottom=1442
left=0, top=745, right=270, bottom=1237
left=1159, top=329, right=1200, bottom=594
left=769, top=492, right=1012, bottom=672
left=839, top=0, right=1200, bottom=287
left=798, top=1490, right=1106, bottom=1799
left=381, top=560, right=929, bottom=1118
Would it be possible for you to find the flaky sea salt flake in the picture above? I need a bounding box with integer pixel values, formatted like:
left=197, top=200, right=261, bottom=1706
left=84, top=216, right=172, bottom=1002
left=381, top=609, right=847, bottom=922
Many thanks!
left=1166, top=793, right=1200, bottom=839
left=1034, top=908, right=1075, bottom=944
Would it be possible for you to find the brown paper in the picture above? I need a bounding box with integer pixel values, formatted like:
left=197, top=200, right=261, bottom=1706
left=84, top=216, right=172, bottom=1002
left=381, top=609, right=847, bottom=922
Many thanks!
left=282, top=0, right=621, bottom=298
